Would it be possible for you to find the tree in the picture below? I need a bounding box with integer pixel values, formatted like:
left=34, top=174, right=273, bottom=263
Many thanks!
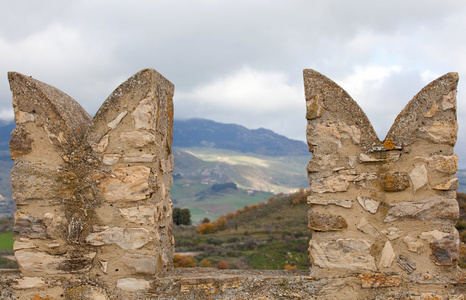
left=201, top=217, right=211, bottom=224
left=173, top=207, right=191, bottom=225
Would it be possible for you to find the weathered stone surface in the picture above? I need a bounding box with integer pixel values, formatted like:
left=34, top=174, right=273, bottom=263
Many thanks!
left=96, top=260, right=108, bottom=274
left=306, top=94, right=324, bottom=120
left=85, top=226, right=155, bottom=250
left=119, top=205, right=158, bottom=224
left=359, top=273, right=401, bottom=288
left=359, top=151, right=400, bottom=163
left=381, top=227, right=403, bottom=240
left=308, top=210, right=348, bottom=231
left=442, top=90, right=456, bottom=110
left=381, top=227, right=403, bottom=241
left=13, top=239, right=37, bottom=251
left=120, top=131, right=155, bottom=147
left=379, top=241, right=395, bottom=268
left=403, top=236, right=423, bottom=253
left=307, top=124, right=342, bottom=154
left=305, top=70, right=460, bottom=282
left=43, top=212, right=63, bottom=239
left=424, top=101, right=439, bottom=117
left=107, top=111, right=127, bottom=129
left=91, top=134, right=109, bottom=153
left=11, top=161, right=75, bottom=204
left=102, top=154, right=120, bottom=165
left=420, top=230, right=451, bottom=242
left=10, top=129, right=33, bottom=159
left=351, top=172, right=378, bottom=187
left=357, top=197, right=380, bottom=214
left=13, top=277, right=47, bottom=290
left=309, top=238, right=376, bottom=271
left=310, top=173, right=353, bottom=193
left=122, top=253, right=157, bottom=274
left=357, top=217, right=380, bottom=237
left=396, top=255, right=416, bottom=274
left=14, top=213, right=46, bottom=239
left=419, top=121, right=458, bottom=145
left=433, top=177, right=459, bottom=190
left=420, top=230, right=459, bottom=265
left=15, top=250, right=95, bottom=274
left=117, top=278, right=150, bottom=292
left=123, top=153, right=155, bottom=163
left=409, top=165, right=428, bottom=192
left=384, top=196, right=459, bottom=222
left=132, top=98, right=156, bottom=130
left=93, top=166, right=152, bottom=203
left=380, top=172, right=410, bottom=192
left=427, top=154, right=458, bottom=174
left=65, top=285, right=110, bottom=300
left=15, top=110, right=35, bottom=123
left=8, top=68, right=175, bottom=297
left=307, top=195, right=353, bottom=208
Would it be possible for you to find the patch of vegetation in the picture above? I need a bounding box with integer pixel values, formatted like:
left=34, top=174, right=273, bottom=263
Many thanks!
left=172, top=208, right=192, bottom=225
left=173, top=189, right=312, bottom=270
left=0, top=232, right=13, bottom=251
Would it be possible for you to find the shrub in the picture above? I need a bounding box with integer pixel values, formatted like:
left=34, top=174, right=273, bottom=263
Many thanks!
left=457, top=220, right=466, bottom=231
left=196, top=222, right=215, bottom=234
left=173, top=254, right=196, bottom=268
left=213, top=217, right=227, bottom=231
left=216, top=260, right=229, bottom=269
left=461, top=231, right=466, bottom=243
left=200, top=259, right=212, bottom=267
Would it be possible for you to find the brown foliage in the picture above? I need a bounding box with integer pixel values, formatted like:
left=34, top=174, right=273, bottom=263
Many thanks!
left=173, top=254, right=196, bottom=268
left=200, top=259, right=212, bottom=267
left=216, top=260, right=229, bottom=269
left=284, top=264, right=298, bottom=270
left=196, top=222, right=215, bottom=234
left=213, top=217, right=227, bottom=231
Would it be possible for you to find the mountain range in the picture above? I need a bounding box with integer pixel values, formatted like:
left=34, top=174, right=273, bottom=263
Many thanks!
left=0, top=118, right=464, bottom=221
left=0, top=119, right=312, bottom=220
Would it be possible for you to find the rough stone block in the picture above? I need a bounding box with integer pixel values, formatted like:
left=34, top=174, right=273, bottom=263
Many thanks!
left=384, top=196, right=459, bottom=222
left=380, top=172, right=410, bottom=192
left=309, top=238, right=376, bottom=271
left=307, top=195, right=353, bottom=208
left=359, top=273, right=401, bottom=288
left=117, top=278, right=150, bottom=292
left=93, top=166, right=152, bottom=203
left=85, top=226, right=155, bottom=250
left=308, top=210, right=348, bottom=231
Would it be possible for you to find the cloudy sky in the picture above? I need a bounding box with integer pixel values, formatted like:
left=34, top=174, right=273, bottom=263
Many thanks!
left=1, top=1, right=466, bottom=167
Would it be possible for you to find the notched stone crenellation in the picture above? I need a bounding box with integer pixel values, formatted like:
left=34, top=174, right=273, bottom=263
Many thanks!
left=304, top=69, right=461, bottom=285
left=8, top=68, right=175, bottom=298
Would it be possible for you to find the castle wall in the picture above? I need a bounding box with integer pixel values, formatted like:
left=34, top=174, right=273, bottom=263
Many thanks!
left=8, top=69, right=175, bottom=298
left=304, top=69, right=461, bottom=282
left=5, top=68, right=466, bottom=299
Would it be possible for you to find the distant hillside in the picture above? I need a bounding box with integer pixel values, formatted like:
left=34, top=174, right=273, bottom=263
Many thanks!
left=172, top=147, right=310, bottom=222
left=173, top=119, right=309, bottom=156
left=173, top=189, right=312, bottom=270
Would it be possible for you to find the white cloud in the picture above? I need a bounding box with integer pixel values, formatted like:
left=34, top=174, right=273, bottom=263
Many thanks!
left=0, top=0, right=465, bottom=167
left=0, top=109, right=14, bottom=123
left=175, top=66, right=305, bottom=140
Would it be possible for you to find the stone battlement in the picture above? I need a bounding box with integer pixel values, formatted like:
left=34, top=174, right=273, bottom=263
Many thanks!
left=5, top=69, right=465, bottom=299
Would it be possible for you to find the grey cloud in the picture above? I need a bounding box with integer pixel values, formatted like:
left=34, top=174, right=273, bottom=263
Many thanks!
left=0, top=0, right=465, bottom=167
